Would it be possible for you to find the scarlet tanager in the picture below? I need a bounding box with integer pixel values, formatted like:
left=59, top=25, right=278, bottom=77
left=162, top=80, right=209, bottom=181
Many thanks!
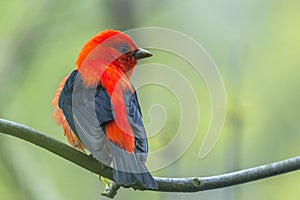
left=52, top=30, right=158, bottom=189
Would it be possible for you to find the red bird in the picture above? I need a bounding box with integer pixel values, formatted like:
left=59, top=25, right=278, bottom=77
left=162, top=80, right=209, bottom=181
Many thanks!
left=52, top=30, right=157, bottom=189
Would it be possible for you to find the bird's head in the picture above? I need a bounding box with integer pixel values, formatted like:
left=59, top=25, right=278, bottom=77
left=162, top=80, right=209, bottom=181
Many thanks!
left=76, top=30, right=152, bottom=86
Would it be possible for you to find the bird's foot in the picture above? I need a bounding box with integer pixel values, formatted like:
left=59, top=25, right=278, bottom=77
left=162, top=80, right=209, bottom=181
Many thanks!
left=99, top=176, right=120, bottom=198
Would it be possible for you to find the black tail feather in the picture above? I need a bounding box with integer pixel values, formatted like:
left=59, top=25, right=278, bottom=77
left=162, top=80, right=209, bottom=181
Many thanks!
left=114, top=170, right=158, bottom=189
left=109, top=141, right=158, bottom=189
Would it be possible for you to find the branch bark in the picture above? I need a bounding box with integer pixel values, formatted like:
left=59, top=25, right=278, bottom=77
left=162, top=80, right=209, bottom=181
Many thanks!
left=0, top=118, right=300, bottom=194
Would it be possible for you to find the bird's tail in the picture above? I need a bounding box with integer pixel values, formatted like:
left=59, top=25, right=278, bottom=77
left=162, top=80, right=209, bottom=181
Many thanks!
left=109, top=142, right=158, bottom=189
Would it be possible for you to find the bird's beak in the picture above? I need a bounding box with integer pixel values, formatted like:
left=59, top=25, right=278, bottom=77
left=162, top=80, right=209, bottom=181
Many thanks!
left=134, top=48, right=153, bottom=60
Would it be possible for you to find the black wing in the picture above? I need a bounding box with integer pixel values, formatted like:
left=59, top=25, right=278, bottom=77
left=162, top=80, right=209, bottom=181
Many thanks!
left=58, top=70, right=112, bottom=166
left=109, top=88, right=157, bottom=189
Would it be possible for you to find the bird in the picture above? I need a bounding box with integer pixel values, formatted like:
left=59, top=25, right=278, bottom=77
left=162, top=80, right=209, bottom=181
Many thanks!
left=51, top=30, right=158, bottom=189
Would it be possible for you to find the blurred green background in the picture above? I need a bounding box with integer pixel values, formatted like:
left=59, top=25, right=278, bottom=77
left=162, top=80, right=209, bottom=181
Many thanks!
left=1, top=0, right=300, bottom=199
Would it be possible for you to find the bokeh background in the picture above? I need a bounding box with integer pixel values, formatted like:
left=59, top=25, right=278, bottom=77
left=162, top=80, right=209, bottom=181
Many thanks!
left=1, top=0, right=300, bottom=199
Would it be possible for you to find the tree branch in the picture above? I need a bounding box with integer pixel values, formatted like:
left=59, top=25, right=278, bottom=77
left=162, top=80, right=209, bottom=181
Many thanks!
left=1, top=118, right=300, bottom=195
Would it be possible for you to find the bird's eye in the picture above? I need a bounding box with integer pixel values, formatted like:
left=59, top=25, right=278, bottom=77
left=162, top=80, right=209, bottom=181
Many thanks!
left=119, top=45, right=129, bottom=53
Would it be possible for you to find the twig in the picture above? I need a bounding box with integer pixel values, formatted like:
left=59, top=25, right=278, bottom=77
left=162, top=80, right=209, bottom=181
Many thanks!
left=0, top=118, right=300, bottom=194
